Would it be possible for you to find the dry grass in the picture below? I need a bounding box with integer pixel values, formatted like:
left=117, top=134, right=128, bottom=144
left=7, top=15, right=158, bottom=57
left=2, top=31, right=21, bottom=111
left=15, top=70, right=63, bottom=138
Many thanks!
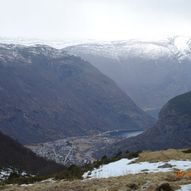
left=2, top=149, right=191, bottom=191
left=2, top=171, right=191, bottom=191
left=135, top=149, right=191, bottom=163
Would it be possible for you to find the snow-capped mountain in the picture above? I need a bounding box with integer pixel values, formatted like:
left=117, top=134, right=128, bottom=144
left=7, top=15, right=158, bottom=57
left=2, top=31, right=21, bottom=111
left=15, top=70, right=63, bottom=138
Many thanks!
left=65, top=36, right=191, bottom=61
left=1, top=36, right=191, bottom=61
left=0, top=37, right=97, bottom=49
left=1, top=36, right=191, bottom=117
left=65, top=36, right=191, bottom=116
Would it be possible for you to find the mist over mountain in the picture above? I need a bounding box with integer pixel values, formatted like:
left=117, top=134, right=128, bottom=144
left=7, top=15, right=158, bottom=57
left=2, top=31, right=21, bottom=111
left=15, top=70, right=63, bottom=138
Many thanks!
left=65, top=36, right=191, bottom=117
left=0, top=43, right=154, bottom=144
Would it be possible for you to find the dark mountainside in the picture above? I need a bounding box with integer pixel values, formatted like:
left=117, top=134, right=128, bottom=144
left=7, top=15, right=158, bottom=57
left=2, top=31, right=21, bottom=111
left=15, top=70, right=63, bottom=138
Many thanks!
left=65, top=38, right=191, bottom=117
left=0, top=131, right=64, bottom=176
left=98, top=91, right=191, bottom=157
left=0, top=44, right=154, bottom=144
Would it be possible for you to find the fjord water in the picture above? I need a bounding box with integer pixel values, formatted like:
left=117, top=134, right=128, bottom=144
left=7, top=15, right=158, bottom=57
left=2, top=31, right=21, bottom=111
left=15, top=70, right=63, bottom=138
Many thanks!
left=104, top=130, right=144, bottom=138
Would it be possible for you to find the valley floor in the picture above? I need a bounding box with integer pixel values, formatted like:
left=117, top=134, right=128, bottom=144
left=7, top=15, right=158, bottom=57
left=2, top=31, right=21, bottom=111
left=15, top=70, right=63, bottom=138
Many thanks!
left=26, top=130, right=142, bottom=165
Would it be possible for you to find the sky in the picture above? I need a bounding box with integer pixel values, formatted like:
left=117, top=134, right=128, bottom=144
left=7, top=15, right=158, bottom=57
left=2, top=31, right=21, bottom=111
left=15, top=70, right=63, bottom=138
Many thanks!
left=0, top=0, right=191, bottom=41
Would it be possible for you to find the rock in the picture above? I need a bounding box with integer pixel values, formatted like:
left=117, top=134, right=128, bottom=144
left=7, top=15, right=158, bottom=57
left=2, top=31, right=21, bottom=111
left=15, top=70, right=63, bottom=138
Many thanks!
left=141, top=181, right=152, bottom=190
left=158, top=163, right=173, bottom=168
left=156, top=182, right=174, bottom=191
left=126, top=183, right=138, bottom=190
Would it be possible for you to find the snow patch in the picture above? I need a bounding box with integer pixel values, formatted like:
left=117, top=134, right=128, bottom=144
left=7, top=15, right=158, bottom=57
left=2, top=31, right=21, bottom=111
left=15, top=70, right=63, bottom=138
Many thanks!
left=0, top=169, right=12, bottom=180
left=83, top=159, right=191, bottom=179
left=0, top=168, right=29, bottom=181
left=176, top=184, right=191, bottom=191
left=20, top=184, right=34, bottom=187
left=174, top=36, right=190, bottom=51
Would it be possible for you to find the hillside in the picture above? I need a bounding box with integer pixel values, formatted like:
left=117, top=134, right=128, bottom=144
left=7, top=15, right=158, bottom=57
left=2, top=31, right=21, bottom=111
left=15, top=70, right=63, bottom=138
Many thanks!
left=0, top=44, right=154, bottom=144
left=2, top=149, right=191, bottom=191
left=0, top=131, right=64, bottom=176
left=99, top=91, right=191, bottom=157
left=65, top=37, right=191, bottom=116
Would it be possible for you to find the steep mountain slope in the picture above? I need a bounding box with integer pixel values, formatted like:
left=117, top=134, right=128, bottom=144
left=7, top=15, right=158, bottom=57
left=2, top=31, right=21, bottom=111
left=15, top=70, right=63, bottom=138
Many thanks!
left=100, top=91, right=191, bottom=157
left=0, top=44, right=154, bottom=144
left=0, top=131, right=64, bottom=176
left=65, top=36, right=191, bottom=116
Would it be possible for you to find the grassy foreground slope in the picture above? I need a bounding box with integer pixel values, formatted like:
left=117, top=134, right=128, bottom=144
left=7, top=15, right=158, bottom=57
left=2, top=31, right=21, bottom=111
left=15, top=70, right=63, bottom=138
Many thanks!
left=2, top=149, right=191, bottom=191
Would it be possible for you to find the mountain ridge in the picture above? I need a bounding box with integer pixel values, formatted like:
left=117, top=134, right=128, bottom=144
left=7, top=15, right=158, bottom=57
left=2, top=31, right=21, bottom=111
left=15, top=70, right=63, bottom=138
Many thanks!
left=0, top=43, right=154, bottom=144
left=97, top=91, right=191, bottom=157
left=0, top=130, right=64, bottom=176
left=65, top=36, right=191, bottom=115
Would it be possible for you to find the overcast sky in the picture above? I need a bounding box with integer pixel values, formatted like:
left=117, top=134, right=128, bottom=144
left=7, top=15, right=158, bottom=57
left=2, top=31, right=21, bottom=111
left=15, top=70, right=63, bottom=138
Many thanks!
left=0, top=0, right=191, bottom=40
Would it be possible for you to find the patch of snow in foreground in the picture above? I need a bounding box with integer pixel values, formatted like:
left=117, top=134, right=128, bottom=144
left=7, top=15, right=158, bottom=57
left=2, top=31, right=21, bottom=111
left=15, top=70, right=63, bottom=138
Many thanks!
left=0, top=169, right=13, bottom=180
left=83, top=158, right=191, bottom=179
left=176, top=184, right=191, bottom=191
left=40, top=178, right=56, bottom=183
left=20, top=184, right=33, bottom=187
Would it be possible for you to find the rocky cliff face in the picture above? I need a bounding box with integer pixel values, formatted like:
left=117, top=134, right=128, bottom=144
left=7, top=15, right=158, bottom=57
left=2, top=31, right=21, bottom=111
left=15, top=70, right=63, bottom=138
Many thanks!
left=0, top=44, right=154, bottom=144
left=98, top=91, right=191, bottom=157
